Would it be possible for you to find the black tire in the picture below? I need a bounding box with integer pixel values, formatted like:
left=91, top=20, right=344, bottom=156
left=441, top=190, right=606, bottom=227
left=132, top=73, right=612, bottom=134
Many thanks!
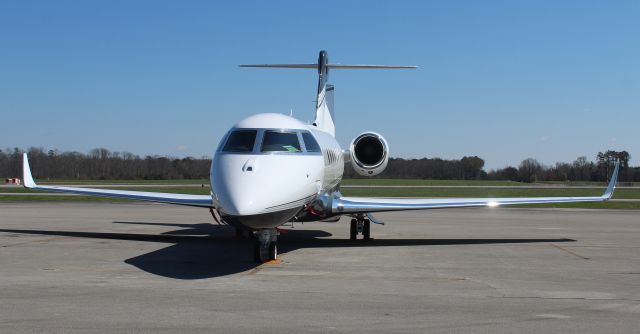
left=253, top=241, right=263, bottom=263
left=363, top=219, right=371, bottom=241
left=350, top=219, right=357, bottom=240
left=268, top=242, right=278, bottom=261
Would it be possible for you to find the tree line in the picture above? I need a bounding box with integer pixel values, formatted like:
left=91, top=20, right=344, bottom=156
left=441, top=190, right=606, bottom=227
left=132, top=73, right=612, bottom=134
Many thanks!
left=0, top=147, right=210, bottom=180
left=344, top=150, right=637, bottom=182
left=1, top=147, right=638, bottom=182
left=484, top=150, right=634, bottom=182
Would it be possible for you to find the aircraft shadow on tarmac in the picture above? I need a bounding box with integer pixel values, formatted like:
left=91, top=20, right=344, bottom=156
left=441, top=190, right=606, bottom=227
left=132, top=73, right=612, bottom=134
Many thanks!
left=0, top=222, right=576, bottom=280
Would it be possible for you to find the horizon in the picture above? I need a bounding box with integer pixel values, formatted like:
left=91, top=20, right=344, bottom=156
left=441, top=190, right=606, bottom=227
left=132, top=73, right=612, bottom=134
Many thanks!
left=4, top=146, right=632, bottom=172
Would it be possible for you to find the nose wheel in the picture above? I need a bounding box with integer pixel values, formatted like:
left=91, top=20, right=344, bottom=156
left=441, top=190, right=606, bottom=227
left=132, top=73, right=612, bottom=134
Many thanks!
left=350, top=216, right=371, bottom=241
left=253, top=228, right=279, bottom=263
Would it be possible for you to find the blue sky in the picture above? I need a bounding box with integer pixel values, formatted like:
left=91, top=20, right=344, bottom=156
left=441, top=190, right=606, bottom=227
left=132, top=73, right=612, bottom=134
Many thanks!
left=1, top=1, right=638, bottom=169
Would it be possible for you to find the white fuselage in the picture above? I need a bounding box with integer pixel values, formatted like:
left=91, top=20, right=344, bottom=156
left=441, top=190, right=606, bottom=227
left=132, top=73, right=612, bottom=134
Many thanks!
left=210, top=113, right=343, bottom=229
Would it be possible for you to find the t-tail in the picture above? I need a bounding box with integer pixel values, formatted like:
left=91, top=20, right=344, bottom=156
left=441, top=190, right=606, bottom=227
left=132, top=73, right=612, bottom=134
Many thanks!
left=239, top=50, right=416, bottom=137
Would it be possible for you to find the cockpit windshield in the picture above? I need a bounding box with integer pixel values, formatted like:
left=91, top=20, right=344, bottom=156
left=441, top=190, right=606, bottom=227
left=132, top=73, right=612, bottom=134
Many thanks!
left=222, top=130, right=257, bottom=152
left=261, top=131, right=301, bottom=152
left=219, top=129, right=321, bottom=154
left=301, top=132, right=321, bottom=152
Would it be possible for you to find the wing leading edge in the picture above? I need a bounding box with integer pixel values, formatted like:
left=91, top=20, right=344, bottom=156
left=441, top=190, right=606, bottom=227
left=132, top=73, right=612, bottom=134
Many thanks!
left=22, top=154, right=213, bottom=208
left=333, top=161, right=620, bottom=214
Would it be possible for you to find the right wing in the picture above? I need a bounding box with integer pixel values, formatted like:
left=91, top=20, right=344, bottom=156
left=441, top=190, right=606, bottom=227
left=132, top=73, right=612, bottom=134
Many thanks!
left=22, top=153, right=213, bottom=208
left=332, top=162, right=619, bottom=214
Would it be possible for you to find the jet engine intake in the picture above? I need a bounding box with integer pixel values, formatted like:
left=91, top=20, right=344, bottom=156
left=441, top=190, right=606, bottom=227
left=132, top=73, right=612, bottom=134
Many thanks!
left=349, top=132, right=389, bottom=176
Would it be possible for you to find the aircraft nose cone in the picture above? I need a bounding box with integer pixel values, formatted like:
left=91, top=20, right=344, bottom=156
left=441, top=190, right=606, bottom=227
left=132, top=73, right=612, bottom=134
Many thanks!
left=221, top=188, right=257, bottom=216
left=211, top=153, right=321, bottom=219
left=212, top=156, right=264, bottom=216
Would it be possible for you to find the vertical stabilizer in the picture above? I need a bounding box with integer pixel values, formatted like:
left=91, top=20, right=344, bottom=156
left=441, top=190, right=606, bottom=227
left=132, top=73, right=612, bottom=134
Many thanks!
left=314, top=82, right=335, bottom=136
left=239, top=50, right=416, bottom=138
left=313, top=50, right=336, bottom=136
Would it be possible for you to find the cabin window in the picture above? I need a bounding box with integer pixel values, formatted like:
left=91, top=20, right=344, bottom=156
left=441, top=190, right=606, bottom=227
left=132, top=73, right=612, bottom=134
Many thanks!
left=301, top=132, right=321, bottom=152
left=261, top=131, right=302, bottom=152
left=222, top=130, right=257, bottom=153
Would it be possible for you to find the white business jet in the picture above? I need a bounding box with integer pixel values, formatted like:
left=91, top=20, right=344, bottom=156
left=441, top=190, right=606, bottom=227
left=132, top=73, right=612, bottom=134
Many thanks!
left=22, top=50, right=619, bottom=263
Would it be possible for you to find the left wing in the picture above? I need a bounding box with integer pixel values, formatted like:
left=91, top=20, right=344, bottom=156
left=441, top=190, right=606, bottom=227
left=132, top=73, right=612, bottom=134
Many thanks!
left=332, top=161, right=619, bottom=214
left=22, top=153, right=213, bottom=208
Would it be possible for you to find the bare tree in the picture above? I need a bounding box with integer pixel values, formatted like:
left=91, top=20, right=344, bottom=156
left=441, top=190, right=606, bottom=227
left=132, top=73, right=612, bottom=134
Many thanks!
left=518, top=158, right=543, bottom=183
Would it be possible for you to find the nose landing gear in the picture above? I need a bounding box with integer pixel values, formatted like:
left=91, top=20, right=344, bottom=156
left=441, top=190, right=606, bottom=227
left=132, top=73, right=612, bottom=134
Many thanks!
left=253, top=228, right=279, bottom=263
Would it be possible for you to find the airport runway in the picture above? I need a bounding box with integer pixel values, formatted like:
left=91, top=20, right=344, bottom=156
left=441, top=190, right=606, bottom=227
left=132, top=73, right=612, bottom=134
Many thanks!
left=0, top=203, right=638, bottom=333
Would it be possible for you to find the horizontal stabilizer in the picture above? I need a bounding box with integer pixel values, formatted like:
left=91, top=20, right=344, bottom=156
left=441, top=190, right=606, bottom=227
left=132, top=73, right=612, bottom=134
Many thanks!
left=327, top=64, right=417, bottom=69
left=239, top=64, right=417, bottom=69
left=239, top=64, right=317, bottom=68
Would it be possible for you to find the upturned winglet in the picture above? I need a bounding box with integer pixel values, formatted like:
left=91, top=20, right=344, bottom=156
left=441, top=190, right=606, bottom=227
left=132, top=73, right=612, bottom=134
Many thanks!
left=602, top=160, right=620, bottom=200
left=22, top=153, right=36, bottom=188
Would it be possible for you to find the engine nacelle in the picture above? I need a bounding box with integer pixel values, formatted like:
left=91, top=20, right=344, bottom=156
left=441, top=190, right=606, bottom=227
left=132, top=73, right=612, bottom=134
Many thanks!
left=349, top=132, right=389, bottom=176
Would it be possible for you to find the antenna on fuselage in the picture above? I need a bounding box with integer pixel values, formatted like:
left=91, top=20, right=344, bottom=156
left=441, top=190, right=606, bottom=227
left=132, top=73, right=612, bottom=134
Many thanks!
left=239, top=50, right=416, bottom=137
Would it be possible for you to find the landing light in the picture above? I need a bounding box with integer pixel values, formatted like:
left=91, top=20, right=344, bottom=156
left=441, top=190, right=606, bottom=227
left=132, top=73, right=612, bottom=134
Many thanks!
left=487, top=201, right=500, bottom=208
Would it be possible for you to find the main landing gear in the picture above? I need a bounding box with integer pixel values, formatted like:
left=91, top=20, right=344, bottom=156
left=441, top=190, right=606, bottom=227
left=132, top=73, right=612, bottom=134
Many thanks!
left=253, top=228, right=278, bottom=263
left=350, top=215, right=371, bottom=241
